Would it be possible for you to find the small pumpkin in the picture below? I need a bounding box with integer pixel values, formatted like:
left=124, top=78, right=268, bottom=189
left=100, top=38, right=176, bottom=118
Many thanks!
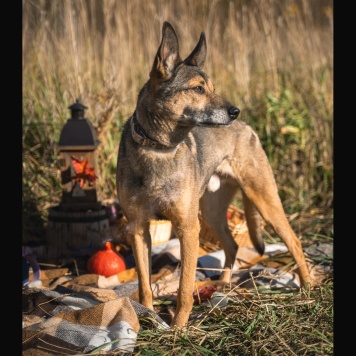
left=87, top=241, right=126, bottom=277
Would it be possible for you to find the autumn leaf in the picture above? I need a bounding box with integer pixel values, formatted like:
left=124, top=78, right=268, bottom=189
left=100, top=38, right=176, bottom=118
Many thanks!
left=193, top=285, right=217, bottom=304
left=71, top=156, right=96, bottom=188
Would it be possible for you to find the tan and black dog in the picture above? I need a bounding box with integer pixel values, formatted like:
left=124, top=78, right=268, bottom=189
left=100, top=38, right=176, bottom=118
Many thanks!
left=116, top=21, right=312, bottom=328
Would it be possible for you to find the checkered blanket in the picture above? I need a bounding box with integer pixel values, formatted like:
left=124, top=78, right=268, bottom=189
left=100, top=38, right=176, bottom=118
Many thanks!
left=22, top=241, right=332, bottom=355
left=22, top=281, right=169, bottom=355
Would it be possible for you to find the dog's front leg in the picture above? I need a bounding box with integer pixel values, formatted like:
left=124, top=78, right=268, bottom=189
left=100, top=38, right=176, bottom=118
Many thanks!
left=171, top=217, right=200, bottom=328
left=127, top=220, right=153, bottom=309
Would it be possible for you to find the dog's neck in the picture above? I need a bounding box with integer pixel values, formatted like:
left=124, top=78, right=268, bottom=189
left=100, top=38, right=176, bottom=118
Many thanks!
left=131, top=111, right=189, bottom=150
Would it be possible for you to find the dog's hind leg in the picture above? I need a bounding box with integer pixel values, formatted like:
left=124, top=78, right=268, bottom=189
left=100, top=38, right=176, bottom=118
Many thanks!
left=243, top=184, right=312, bottom=287
left=200, top=181, right=240, bottom=283
left=200, top=178, right=268, bottom=284
left=242, top=191, right=265, bottom=255
left=126, top=220, right=153, bottom=309
left=233, top=143, right=312, bottom=287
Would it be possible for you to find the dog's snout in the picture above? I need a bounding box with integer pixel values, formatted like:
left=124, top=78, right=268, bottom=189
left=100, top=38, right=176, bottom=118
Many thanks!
left=228, top=106, right=240, bottom=120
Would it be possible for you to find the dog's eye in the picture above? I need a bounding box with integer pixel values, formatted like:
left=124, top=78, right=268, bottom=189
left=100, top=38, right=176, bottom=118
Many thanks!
left=193, top=86, right=205, bottom=94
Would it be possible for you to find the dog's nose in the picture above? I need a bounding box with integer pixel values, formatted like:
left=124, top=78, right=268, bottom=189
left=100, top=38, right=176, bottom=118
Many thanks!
left=228, top=106, right=240, bottom=120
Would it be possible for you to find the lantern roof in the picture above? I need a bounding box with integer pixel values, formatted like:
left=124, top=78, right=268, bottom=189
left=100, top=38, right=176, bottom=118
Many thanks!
left=68, top=100, right=88, bottom=112
left=58, top=100, right=100, bottom=149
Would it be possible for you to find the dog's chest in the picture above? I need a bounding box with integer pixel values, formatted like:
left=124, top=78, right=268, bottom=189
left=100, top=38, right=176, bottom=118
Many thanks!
left=140, top=146, right=196, bottom=190
left=131, top=144, right=202, bottom=206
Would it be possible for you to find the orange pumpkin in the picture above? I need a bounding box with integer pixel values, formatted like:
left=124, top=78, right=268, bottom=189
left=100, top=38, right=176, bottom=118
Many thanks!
left=87, top=241, right=126, bottom=277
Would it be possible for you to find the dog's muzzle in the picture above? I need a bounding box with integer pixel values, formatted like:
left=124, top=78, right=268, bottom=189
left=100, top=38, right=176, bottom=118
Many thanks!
left=228, top=106, right=240, bottom=120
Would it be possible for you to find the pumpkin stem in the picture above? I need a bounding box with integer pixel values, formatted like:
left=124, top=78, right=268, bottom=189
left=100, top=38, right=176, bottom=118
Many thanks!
left=104, top=241, right=113, bottom=250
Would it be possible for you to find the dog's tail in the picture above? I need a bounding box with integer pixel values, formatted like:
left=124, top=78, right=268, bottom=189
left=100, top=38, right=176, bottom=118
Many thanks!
left=242, top=192, right=265, bottom=255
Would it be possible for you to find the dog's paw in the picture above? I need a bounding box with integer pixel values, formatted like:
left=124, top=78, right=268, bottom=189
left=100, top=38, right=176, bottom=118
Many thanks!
left=170, top=323, right=189, bottom=332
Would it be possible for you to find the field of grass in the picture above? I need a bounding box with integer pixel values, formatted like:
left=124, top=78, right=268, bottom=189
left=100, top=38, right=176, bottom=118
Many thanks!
left=23, top=0, right=333, bottom=240
left=23, top=1, right=333, bottom=353
left=133, top=283, right=333, bottom=355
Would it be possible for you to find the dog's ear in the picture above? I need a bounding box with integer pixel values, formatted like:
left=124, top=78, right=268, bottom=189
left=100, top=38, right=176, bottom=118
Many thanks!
left=150, top=21, right=182, bottom=81
left=184, top=32, right=207, bottom=69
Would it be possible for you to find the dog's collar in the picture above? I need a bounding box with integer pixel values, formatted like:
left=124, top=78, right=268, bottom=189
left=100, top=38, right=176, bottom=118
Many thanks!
left=130, top=112, right=171, bottom=149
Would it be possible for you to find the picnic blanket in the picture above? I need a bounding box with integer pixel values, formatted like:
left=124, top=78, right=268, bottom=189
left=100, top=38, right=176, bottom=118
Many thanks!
left=22, top=239, right=332, bottom=355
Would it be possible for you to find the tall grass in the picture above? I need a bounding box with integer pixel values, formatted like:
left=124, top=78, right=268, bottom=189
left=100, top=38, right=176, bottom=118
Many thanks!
left=22, top=0, right=333, bottom=242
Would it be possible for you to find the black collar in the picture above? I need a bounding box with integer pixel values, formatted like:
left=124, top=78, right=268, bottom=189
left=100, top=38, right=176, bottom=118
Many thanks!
left=130, top=112, right=172, bottom=149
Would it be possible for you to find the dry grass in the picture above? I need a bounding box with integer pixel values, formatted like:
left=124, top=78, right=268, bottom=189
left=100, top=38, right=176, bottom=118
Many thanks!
left=93, top=281, right=333, bottom=355
left=22, top=1, right=333, bottom=241
left=22, top=2, right=333, bottom=353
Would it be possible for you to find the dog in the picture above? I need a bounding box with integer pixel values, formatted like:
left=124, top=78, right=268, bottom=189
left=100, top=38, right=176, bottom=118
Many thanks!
left=116, top=21, right=312, bottom=329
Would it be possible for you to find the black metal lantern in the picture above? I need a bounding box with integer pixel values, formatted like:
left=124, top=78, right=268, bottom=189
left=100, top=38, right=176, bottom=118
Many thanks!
left=44, top=99, right=110, bottom=263
left=57, top=99, right=101, bottom=211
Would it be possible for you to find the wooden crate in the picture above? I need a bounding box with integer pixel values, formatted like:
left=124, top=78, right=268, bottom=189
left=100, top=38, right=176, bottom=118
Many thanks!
left=109, top=217, right=173, bottom=246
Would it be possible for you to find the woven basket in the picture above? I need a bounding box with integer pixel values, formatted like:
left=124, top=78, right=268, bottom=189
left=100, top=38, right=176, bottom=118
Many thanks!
left=110, top=217, right=172, bottom=246
left=149, top=220, right=173, bottom=245
left=199, top=205, right=262, bottom=252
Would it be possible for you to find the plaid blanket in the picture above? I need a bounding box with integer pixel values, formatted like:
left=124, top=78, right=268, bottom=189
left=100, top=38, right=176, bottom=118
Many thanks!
left=22, top=241, right=332, bottom=355
left=23, top=282, right=169, bottom=355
